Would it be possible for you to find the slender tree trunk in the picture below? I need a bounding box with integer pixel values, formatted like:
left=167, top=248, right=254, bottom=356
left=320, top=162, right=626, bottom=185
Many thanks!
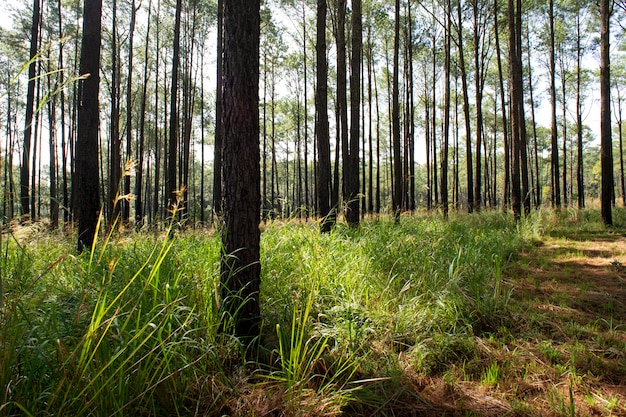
left=508, top=0, right=522, bottom=219
left=337, top=0, right=349, bottom=220
left=151, top=0, right=161, bottom=224
left=374, top=42, right=381, bottom=214
left=367, top=26, right=374, bottom=215
left=392, top=0, right=402, bottom=218
left=618, top=93, right=625, bottom=206
left=518, top=0, right=530, bottom=214
left=123, top=0, right=137, bottom=223
left=166, top=0, right=182, bottom=212
left=180, top=9, right=196, bottom=221
left=199, top=46, right=206, bottom=224
left=3, top=80, right=16, bottom=219
left=454, top=68, right=460, bottom=209
left=32, top=49, right=42, bottom=221
left=136, top=0, right=151, bottom=226
left=47, top=54, right=59, bottom=230
left=458, top=0, right=474, bottom=213
left=213, top=0, right=224, bottom=216
left=432, top=33, right=438, bottom=207
left=549, top=0, right=561, bottom=209
left=525, top=21, right=540, bottom=208
left=425, top=84, right=431, bottom=210
left=576, top=10, right=585, bottom=209
left=495, top=0, right=509, bottom=210
left=109, top=0, right=121, bottom=223
left=57, top=0, right=69, bottom=224
left=407, top=4, right=415, bottom=212
left=473, top=0, right=484, bottom=211
left=302, top=2, right=310, bottom=218
left=600, top=0, right=612, bottom=225
left=442, top=0, right=451, bottom=218
left=21, top=0, right=41, bottom=222
left=262, top=50, right=267, bottom=220
left=346, top=0, right=361, bottom=226
left=561, top=64, right=568, bottom=207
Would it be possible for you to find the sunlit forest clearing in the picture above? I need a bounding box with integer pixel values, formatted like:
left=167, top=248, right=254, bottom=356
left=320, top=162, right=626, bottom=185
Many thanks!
left=1, top=208, right=625, bottom=416
left=1, top=0, right=626, bottom=414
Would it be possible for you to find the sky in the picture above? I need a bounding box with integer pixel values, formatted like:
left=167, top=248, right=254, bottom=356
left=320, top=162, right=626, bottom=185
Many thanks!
left=0, top=2, right=15, bottom=30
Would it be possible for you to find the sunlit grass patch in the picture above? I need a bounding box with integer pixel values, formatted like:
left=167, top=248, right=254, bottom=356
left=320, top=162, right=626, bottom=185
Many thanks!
left=2, top=209, right=625, bottom=415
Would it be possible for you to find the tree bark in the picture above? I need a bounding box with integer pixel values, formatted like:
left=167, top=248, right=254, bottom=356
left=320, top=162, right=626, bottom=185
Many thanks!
left=213, top=0, right=224, bottom=216
left=392, top=0, right=402, bottom=218
left=136, top=0, right=151, bottom=226
left=166, top=0, right=182, bottom=212
left=108, top=0, right=121, bottom=223
left=576, top=10, right=585, bottom=209
left=549, top=0, right=561, bottom=209
left=508, top=0, right=522, bottom=220
left=346, top=0, right=361, bottom=226
left=123, top=0, right=137, bottom=223
left=220, top=0, right=261, bottom=341
left=21, top=0, right=41, bottom=222
left=442, top=0, right=451, bottom=218
left=494, top=0, right=509, bottom=210
left=316, top=0, right=332, bottom=232
left=457, top=0, right=474, bottom=213
left=600, top=0, right=612, bottom=225
left=75, top=0, right=103, bottom=251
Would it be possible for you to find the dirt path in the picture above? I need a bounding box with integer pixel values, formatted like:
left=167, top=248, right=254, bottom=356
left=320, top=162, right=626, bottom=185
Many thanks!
left=404, top=232, right=626, bottom=416
left=514, top=232, right=626, bottom=324
left=504, top=231, right=626, bottom=416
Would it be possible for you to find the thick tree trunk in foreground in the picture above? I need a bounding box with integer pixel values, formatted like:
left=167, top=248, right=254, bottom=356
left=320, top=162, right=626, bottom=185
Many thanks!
left=220, top=0, right=261, bottom=341
left=75, top=0, right=102, bottom=251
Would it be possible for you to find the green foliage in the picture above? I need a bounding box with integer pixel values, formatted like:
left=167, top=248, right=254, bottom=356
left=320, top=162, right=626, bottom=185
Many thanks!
left=0, top=226, right=223, bottom=416
left=0, top=211, right=534, bottom=415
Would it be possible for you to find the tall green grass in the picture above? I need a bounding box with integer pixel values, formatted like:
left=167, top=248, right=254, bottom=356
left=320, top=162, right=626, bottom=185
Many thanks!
left=1, top=209, right=560, bottom=415
left=0, top=224, right=224, bottom=416
left=262, top=212, right=529, bottom=378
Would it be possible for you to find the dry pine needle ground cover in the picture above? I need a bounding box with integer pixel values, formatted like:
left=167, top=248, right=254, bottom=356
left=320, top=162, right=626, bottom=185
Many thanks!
left=406, top=227, right=626, bottom=416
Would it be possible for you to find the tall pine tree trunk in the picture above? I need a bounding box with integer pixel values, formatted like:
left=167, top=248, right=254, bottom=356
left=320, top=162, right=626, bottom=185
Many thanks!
left=123, top=0, right=137, bottom=223
left=109, top=0, right=121, bottom=223
left=576, top=10, right=585, bottom=209
left=346, top=0, right=361, bottom=226
left=458, top=1, right=474, bottom=213
left=213, top=0, right=224, bottom=216
left=494, top=0, right=509, bottom=210
left=220, top=0, right=261, bottom=341
left=136, top=0, right=151, bottom=226
left=600, top=0, right=612, bottom=225
left=316, top=0, right=332, bottom=231
left=392, top=0, right=402, bottom=218
left=21, top=0, right=41, bottom=222
left=442, top=0, right=451, bottom=218
left=508, top=0, right=522, bottom=220
left=75, top=0, right=102, bottom=251
left=166, top=0, right=182, bottom=212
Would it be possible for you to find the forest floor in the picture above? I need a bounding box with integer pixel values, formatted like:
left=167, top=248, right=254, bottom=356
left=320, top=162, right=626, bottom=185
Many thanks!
left=408, top=227, right=626, bottom=416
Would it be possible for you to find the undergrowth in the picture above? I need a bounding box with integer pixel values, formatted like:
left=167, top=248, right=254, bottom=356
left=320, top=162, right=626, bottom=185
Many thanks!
left=1, top=208, right=621, bottom=416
